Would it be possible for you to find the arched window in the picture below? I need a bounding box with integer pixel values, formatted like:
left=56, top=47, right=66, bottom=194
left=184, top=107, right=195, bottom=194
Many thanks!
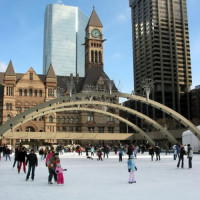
left=88, top=113, right=94, bottom=122
left=7, top=114, right=11, bottom=121
left=29, top=89, right=32, bottom=97
left=26, top=126, right=35, bottom=132
left=56, top=116, right=60, bottom=123
left=19, top=89, right=22, bottom=96
left=99, top=51, right=102, bottom=63
left=95, top=51, right=98, bottom=63
left=91, top=50, right=94, bottom=63
left=34, top=90, right=37, bottom=97
left=24, top=89, right=27, bottom=96
left=49, top=115, right=53, bottom=123
left=39, top=90, right=42, bottom=97
left=6, top=103, right=9, bottom=110
left=9, top=103, right=12, bottom=110
left=107, top=116, right=114, bottom=122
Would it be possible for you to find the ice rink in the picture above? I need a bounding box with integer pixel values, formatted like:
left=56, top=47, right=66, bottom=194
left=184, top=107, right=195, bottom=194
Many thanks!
left=0, top=152, right=200, bottom=200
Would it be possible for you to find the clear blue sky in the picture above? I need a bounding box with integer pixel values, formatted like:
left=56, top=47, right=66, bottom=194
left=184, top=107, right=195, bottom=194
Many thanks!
left=0, top=0, right=200, bottom=94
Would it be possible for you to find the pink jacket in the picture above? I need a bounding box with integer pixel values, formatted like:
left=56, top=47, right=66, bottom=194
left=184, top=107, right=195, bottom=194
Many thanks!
left=55, top=166, right=65, bottom=174
left=46, top=153, right=53, bottom=164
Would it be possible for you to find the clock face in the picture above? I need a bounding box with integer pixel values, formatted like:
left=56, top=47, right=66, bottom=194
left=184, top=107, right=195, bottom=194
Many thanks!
left=91, top=29, right=101, bottom=38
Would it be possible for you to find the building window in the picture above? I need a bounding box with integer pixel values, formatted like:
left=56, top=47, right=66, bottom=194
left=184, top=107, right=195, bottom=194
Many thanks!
left=30, top=73, right=33, bottom=80
left=91, top=50, right=94, bottom=62
left=39, top=90, right=42, bottom=97
left=56, top=127, right=60, bottom=132
left=76, top=127, right=81, bottom=132
left=98, top=127, right=104, bottom=133
left=29, top=89, right=32, bottom=97
left=65, top=117, right=69, bottom=123
left=76, top=117, right=79, bottom=123
left=24, top=107, right=29, bottom=111
left=88, top=127, right=94, bottom=133
left=69, top=127, right=73, bottom=132
left=48, top=89, right=54, bottom=97
left=7, top=114, right=11, bottom=121
left=62, top=116, right=65, bottom=123
left=16, top=107, right=22, bottom=114
left=6, top=87, right=13, bottom=96
left=99, top=51, right=102, bottom=63
left=56, top=116, right=60, bottom=123
left=34, top=90, right=37, bottom=97
left=95, top=51, right=98, bottom=63
left=24, top=89, right=27, bottom=96
left=108, top=127, right=114, bottom=133
left=19, top=89, right=22, bottom=96
left=49, top=115, right=53, bottom=123
left=88, top=113, right=94, bottom=122
left=6, top=103, right=12, bottom=110
left=62, top=127, right=66, bottom=132
left=107, top=116, right=114, bottom=122
left=70, top=117, right=73, bottom=123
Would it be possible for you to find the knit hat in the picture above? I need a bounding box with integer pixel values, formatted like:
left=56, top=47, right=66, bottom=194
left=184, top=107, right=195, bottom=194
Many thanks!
left=56, top=163, right=61, bottom=167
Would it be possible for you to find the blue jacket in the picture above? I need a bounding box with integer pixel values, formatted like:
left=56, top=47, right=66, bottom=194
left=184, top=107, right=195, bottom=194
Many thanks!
left=119, top=150, right=124, bottom=155
left=128, top=159, right=136, bottom=172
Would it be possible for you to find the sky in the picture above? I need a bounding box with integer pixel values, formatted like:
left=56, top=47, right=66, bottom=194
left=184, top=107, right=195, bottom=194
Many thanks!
left=0, top=0, right=200, bottom=94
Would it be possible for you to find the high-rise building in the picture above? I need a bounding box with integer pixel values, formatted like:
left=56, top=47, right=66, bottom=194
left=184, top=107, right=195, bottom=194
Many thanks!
left=43, top=4, right=89, bottom=77
left=129, top=0, right=192, bottom=119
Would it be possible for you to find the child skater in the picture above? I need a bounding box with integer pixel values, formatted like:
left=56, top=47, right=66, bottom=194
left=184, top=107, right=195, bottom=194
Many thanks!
left=97, top=149, right=103, bottom=161
left=127, top=155, right=137, bottom=184
left=55, top=163, right=67, bottom=185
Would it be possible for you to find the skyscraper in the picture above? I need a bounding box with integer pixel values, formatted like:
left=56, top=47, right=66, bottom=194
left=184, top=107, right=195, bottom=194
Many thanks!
left=43, top=4, right=89, bottom=77
left=129, top=0, right=192, bottom=118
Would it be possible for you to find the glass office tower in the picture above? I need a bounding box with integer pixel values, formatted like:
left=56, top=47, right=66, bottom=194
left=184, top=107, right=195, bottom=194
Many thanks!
left=129, top=0, right=192, bottom=119
left=43, top=4, right=89, bottom=77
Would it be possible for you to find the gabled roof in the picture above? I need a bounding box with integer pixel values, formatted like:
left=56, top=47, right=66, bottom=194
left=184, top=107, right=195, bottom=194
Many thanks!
left=46, top=64, right=56, bottom=79
left=86, top=8, right=103, bottom=29
left=5, top=60, right=15, bottom=76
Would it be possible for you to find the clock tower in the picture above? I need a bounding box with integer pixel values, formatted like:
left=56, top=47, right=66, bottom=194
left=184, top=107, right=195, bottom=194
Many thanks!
left=85, top=8, right=104, bottom=74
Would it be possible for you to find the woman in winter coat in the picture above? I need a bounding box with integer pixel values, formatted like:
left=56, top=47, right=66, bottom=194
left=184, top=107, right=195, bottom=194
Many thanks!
left=18, top=148, right=27, bottom=173
left=55, top=163, right=67, bottom=184
left=13, top=146, right=20, bottom=168
left=45, top=149, right=54, bottom=167
left=127, top=155, right=137, bottom=183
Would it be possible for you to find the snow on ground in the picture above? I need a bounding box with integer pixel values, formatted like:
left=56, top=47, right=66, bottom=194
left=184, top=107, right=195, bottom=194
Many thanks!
left=0, top=152, right=200, bottom=200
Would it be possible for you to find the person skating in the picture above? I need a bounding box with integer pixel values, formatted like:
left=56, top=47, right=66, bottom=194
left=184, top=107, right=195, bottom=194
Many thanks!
left=26, top=149, right=38, bottom=181
left=13, top=146, right=20, bottom=169
left=5, top=146, right=11, bottom=161
left=119, top=149, right=124, bottom=162
left=45, top=149, right=54, bottom=167
left=97, top=149, right=103, bottom=161
left=39, top=148, right=44, bottom=161
left=18, top=147, right=27, bottom=173
left=187, top=144, right=193, bottom=168
left=127, top=155, right=137, bottom=183
left=47, top=153, right=60, bottom=184
left=177, top=146, right=186, bottom=168
left=55, top=163, right=67, bottom=185
left=149, top=146, right=154, bottom=161
left=103, top=144, right=109, bottom=158
left=127, top=144, right=134, bottom=158
left=90, top=145, right=94, bottom=156
left=155, top=146, right=161, bottom=161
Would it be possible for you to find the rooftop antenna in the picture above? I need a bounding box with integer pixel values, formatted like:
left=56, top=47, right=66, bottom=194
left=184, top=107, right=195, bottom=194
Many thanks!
left=57, top=0, right=63, bottom=5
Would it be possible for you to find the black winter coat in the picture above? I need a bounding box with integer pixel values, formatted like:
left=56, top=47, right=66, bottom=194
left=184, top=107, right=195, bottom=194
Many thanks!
left=26, top=153, right=38, bottom=166
left=14, top=149, right=20, bottom=160
left=18, top=151, right=27, bottom=162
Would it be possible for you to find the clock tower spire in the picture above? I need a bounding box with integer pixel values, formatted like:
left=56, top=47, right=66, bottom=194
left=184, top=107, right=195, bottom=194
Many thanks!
left=85, top=8, right=105, bottom=74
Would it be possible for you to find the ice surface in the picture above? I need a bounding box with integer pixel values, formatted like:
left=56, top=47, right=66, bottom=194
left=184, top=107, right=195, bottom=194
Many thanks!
left=0, top=152, right=200, bottom=200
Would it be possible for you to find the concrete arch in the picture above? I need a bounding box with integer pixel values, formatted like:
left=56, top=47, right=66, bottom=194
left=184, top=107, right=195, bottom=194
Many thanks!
left=0, top=91, right=199, bottom=141
left=4, top=107, right=156, bottom=146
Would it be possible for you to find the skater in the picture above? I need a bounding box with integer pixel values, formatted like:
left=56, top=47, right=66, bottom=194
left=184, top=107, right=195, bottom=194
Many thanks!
left=114, top=145, right=118, bottom=155
left=90, top=145, right=94, bottom=156
left=149, top=146, right=154, bottom=161
left=155, top=146, right=161, bottom=161
left=85, top=145, right=89, bottom=156
left=187, top=144, right=193, bottom=168
left=119, top=149, right=124, bottom=162
left=127, top=155, right=137, bottom=183
left=127, top=144, right=134, bottom=158
left=177, top=146, right=186, bottom=168
left=173, top=144, right=178, bottom=160
left=46, top=149, right=54, bottom=167
left=97, top=149, right=103, bottom=161
left=103, top=144, right=109, bottom=158
left=55, top=163, right=67, bottom=184
left=18, top=147, right=27, bottom=173
left=26, top=149, right=38, bottom=181
left=134, top=148, right=137, bottom=158
left=39, top=148, right=44, bottom=160
left=5, top=146, right=11, bottom=161
left=47, top=153, right=60, bottom=184
left=13, top=146, right=20, bottom=169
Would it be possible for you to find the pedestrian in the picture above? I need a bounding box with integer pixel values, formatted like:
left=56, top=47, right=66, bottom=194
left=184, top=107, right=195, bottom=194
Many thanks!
left=5, top=146, right=11, bottom=161
left=177, top=146, right=186, bottom=168
left=173, top=144, right=178, bottom=160
left=119, top=149, right=124, bottom=162
left=18, top=147, right=27, bottom=173
left=47, top=153, right=60, bottom=184
left=39, top=148, right=44, bottom=160
left=127, top=155, right=137, bottom=184
left=26, top=149, right=38, bottom=181
left=97, top=149, right=103, bottom=161
left=13, top=146, right=20, bottom=169
left=187, top=144, right=193, bottom=168
left=149, top=146, right=154, bottom=161
left=90, top=145, right=94, bottom=156
left=103, top=144, right=109, bottom=158
left=155, top=146, right=161, bottom=161
left=85, top=145, right=89, bottom=156
left=55, top=163, right=67, bottom=185
left=184, top=144, right=188, bottom=154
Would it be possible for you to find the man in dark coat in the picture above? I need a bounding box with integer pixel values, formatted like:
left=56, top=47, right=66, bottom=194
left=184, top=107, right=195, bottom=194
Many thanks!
left=155, top=146, right=161, bottom=161
left=13, top=146, right=20, bottom=168
left=18, top=148, right=27, bottom=173
left=177, top=146, right=186, bottom=168
left=26, top=149, right=38, bottom=181
left=127, top=144, right=134, bottom=158
left=5, top=146, right=11, bottom=161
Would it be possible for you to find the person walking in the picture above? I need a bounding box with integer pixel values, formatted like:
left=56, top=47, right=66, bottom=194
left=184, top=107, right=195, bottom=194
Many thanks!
left=155, top=146, right=161, bottom=161
left=127, top=155, right=137, bottom=184
left=119, top=149, right=124, bottom=162
left=177, top=146, right=186, bottom=168
left=187, top=144, right=193, bottom=168
left=18, top=147, right=27, bottom=173
left=149, top=146, right=154, bottom=161
left=39, top=148, right=44, bottom=161
left=47, top=153, right=60, bottom=184
left=13, top=146, right=20, bottom=169
left=26, top=149, right=38, bottom=181
left=55, top=163, right=67, bottom=185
